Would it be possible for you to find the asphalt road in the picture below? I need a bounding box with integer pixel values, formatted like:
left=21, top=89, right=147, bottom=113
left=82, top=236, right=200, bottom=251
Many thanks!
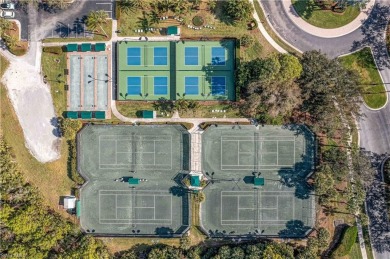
left=260, top=0, right=390, bottom=258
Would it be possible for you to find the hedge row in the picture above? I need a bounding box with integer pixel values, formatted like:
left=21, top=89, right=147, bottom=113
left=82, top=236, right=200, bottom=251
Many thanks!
left=332, top=225, right=358, bottom=257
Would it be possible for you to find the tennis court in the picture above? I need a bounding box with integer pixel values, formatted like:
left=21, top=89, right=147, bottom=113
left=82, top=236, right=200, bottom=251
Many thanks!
left=201, top=125, right=315, bottom=237
left=78, top=125, right=190, bottom=236
left=67, top=52, right=110, bottom=112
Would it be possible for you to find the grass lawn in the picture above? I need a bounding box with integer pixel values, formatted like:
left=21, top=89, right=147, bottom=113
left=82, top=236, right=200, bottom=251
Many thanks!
left=292, top=0, right=360, bottom=29
left=117, top=0, right=276, bottom=59
left=348, top=242, right=363, bottom=259
left=179, top=102, right=241, bottom=118
left=0, top=55, right=75, bottom=219
left=116, top=101, right=172, bottom=118
left=41, top=47, right=67, bottom=115
left=3, top=21, right=28, bottom=56
left=42, top=20, right=112, bottom=43
left=99, top=237, right=180, bottom=254
left=254, top=0, right=300, bottom=56
left=340, top=48, right=387, bottom=109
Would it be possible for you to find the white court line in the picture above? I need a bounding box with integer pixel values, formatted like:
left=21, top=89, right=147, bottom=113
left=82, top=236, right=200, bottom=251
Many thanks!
left=98, top=190, right=173, bottom=225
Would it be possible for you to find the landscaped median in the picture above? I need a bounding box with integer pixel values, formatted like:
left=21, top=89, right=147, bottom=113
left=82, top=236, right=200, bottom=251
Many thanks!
left=340, top=48, right=387, bottom=109
left=291, top=0, right=360, bottom=29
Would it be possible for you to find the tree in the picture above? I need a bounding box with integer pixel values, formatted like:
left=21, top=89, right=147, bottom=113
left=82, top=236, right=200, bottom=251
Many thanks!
left=208, top=0, right=217, bottom=12
left=58, top=118, right=82, bottom=139
left=224, top=0, right=254, bottom=22
left=240, top=34, right=254, bottom=47
left=179, top=235, right=191, bottom=250
left=278, top=54, right=302, bottom=82
left=117, top=0, right=146, bottom=13
left=351, top=149, right=375, bottom=189
left=298, top=51, right=362, bottom=131
left=317, top=227, right=330, bottom=248
left=45, top=0, right=71, bottom=10
left=86, top=10, right=109, bottom=38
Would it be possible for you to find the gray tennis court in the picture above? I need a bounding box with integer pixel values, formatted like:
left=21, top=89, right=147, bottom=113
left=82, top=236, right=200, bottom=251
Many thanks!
left=201, top=125, right=315, bottom=237
left=78, top=125, right=190, bottom=236
left=69, top=55, right=81, bottom=110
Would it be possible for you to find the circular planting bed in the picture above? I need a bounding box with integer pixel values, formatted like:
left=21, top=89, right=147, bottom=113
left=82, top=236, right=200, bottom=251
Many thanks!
left=192, top=15, right=205, bottom=27
left=291, top=0, right=360, bottom=29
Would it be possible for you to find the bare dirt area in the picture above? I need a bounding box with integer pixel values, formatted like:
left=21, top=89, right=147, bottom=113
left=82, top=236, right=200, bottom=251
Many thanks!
left=1, top=56, right=60, bottom=162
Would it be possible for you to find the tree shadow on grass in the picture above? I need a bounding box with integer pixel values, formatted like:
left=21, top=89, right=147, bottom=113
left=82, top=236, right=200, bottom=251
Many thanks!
left=351, top=3, right=390, bottom=69
left=278, top=220, right=312, bottom=238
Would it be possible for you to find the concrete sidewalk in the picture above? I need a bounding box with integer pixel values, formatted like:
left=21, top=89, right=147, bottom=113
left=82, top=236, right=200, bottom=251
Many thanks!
left=280, top=0, right=375, bottom=38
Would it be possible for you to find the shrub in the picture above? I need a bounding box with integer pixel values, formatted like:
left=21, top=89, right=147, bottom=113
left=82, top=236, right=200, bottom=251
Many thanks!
left=192, top=15, right=204, bottom=26
left=240, top=34, right=254, bottom=47
left=59, top=118, right=82, bottom=140
left=67, top=140, right=84, bottom=185
left=332, top=226, right=358, bottom=257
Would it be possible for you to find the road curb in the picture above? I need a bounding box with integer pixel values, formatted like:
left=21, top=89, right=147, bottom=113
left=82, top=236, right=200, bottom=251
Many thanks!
left=282, top=0, right=375, bottom=38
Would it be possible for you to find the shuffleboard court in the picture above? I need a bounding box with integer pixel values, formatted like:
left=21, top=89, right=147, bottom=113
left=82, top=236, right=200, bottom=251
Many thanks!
left=78, top=125, right=190, bottom=236
left=201, top=125, right=315, bottom=237
left=69, top=55, right=81, bottom=110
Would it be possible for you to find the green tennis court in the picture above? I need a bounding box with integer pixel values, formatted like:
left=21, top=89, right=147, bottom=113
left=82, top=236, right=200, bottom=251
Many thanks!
left=78, top=125, right=190, bottom=236
left=201, top=125, right=315, bottom=237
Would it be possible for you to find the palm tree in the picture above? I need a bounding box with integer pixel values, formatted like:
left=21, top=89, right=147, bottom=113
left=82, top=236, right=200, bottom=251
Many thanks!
left=86, top=10, right=109, bottom=38
left=148, top=10, right=160, bottom=26
left=117, top=0, right=145, bottom=14
left=138, top=11, right=152, bottom=32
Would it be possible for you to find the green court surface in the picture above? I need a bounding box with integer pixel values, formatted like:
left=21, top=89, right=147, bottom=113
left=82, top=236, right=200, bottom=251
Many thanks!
left=78, top=125, right=190, bottom=236
left=117, top=40, right=235, bottom=101
left=201, top=125, right=316, bottom=237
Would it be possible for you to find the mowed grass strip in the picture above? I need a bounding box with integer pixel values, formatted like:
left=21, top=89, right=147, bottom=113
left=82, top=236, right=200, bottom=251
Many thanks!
left=0, top=55, right=74, bottom=219
left=292, top=0, right=360, bottom=29
left=340, top=48, right=387, bottom=109
left=41, top=47, right=67, bottom=115
left=254, top=0, right=300, bottom=56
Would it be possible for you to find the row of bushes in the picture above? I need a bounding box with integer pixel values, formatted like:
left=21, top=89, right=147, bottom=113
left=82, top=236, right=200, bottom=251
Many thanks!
left=67, top=139, right=84, bottom=185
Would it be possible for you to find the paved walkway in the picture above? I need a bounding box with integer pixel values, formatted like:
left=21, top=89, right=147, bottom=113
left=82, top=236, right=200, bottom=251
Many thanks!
left=250, top=0, right=287, bottom=53
left=281, top=0, right=375, bottom=38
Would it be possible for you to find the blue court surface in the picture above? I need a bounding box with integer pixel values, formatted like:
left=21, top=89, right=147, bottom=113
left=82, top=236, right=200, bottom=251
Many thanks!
left=185, top=77, right=199, bottom=95
left=185, top=47, right=199, bottom=65
left=212, top=47, right=226, bottom=65
left=154, top=76, right=168, bottom=95
left=154, top=47, right=168, bottom=65
left=211, top=76, right=226, bottom=95
left=127, top=47, right=141, bottom=66
left=127, top=77, right=141, bottom=95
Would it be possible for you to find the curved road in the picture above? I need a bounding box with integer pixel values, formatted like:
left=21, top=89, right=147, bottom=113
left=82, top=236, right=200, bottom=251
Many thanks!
left=260, top=0, right=390, bottom=258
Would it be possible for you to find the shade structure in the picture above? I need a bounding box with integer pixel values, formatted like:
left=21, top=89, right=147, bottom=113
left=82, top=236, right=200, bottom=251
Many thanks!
left=66, top=43, right=78, bottom=52
left=142, top=110, right=154, bottom=119
left=64, top=196, right=76, bottom=209
left=254, top=177, right=265, bottom=186
left=94, top=43, right=106, bottom=52
left=81, top=43, right=92, bottom=52
left=66, top=111, right=78, bottom=119
left=167, top=26, right=179, bottom=35
left=80, top=111, right=92, bottom=119
left=191, top=175, right=200, bottom=187
left=128, top=178, right=140, bottom=185
left=94, top=111, right=106, bottom=120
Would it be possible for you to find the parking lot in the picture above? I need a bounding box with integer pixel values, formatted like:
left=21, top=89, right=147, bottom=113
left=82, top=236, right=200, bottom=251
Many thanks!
left=6, top=0, right=114, bottom=41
